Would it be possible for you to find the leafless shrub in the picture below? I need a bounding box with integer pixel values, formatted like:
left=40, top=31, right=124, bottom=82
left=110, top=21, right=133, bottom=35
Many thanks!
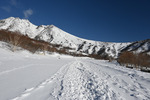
left=118, top=51, right=150, bottom=70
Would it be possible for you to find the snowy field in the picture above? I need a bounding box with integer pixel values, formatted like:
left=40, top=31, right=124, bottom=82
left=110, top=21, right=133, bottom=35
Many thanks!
left=0, top=49, right=150, bottom=100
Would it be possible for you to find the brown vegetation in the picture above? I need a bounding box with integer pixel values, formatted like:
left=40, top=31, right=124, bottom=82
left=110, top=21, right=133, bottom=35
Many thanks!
left=118, top=51, right=150, bottom=70
left=1, top=30, right=149, bottom=72
left=0, top=30, right=107, bottom=59
left=0, top=30, right=71, bottom=54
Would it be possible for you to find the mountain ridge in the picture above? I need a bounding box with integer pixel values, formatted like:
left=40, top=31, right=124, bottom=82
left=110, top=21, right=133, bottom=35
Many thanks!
left=0, top=17, right=149, bottom=58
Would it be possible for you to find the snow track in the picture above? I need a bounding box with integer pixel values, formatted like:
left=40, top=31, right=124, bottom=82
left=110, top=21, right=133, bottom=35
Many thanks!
left=54, top=61, right=119, bottom=100
left=11, top=60, right=150, bottom=100
left=0, top=64, right=42, bottom=76
left=86, top=60, right=150, bottom=100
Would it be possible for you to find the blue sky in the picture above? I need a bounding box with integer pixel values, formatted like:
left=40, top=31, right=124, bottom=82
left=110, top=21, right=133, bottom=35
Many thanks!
left=0, top=0, right=150, bottom=42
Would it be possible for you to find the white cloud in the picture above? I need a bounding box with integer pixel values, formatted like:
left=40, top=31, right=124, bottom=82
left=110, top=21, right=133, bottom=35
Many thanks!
left=23, top=9, right=33, bottom=18
left=1, top=6, right=11, bottom=12
left=10, top=0, right=17, bottom=6
left=1, top=0, right=17, bottom=13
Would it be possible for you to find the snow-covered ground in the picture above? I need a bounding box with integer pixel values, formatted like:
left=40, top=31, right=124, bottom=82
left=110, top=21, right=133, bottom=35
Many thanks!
left=0, top=48, right=150, bottom=100
left=0, top=49, right=75, bottom=100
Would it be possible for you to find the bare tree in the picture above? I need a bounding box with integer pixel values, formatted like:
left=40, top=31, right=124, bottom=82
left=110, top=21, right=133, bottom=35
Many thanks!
left=8, top=32, right=24, bottom=52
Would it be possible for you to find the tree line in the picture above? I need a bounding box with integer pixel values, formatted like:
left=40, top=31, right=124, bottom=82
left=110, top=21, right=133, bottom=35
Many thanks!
left=117, top=51, right=150, bottom=71
left=0, top=30, right=72, bottom=54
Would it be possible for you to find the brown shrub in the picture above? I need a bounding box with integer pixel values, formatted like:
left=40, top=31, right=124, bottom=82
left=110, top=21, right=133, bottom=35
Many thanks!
left=118, top=51, right=150, bottom=69
left=0, top=30, right=74, bottom=55
left=0, top=30, right=51, bottom=53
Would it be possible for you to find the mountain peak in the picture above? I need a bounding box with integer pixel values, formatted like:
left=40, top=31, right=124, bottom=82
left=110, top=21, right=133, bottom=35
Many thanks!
left=3, top=17, right=29, bottom=23
left=4, top=17, right=16, bottom=20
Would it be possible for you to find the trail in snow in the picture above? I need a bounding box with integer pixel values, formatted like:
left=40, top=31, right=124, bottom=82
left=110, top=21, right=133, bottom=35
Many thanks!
left=11, top=61, right=74, bottom=100
left=11, top=60, right=150, bottom=100
left=0, top=49, right=75, bottom=100
left=0, top=64, right=40, bottom=75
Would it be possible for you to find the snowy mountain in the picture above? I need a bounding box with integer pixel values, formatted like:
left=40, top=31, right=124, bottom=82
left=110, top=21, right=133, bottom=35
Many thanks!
left=0, top=17, right=150, bottom=100
left=0, top=17, right=149, bottom=58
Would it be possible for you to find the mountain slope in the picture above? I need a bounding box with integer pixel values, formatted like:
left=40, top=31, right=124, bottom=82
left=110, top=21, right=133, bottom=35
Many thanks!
left=0, top=17, right=149, bottom=58
left=121, top=39, right=150, bottom=54
left=34, top=25, right=130, bottom=57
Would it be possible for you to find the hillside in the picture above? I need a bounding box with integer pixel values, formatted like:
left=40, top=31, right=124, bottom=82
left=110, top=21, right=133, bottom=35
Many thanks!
left=0, top=17, right=132, bottom=58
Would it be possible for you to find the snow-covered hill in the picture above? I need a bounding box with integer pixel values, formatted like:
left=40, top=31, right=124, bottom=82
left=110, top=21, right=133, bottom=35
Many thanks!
left=0, top=17, right=149, bottom=58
